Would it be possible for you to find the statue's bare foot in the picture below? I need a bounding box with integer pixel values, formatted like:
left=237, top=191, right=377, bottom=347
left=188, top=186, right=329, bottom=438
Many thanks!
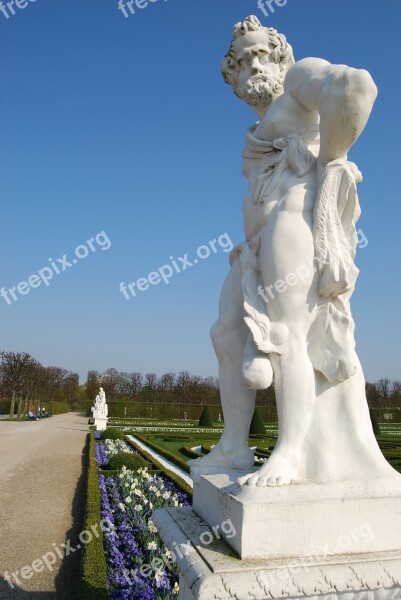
left=237, top=449, right=300, bottom=487
left=188, top=442, right=254, bottom=470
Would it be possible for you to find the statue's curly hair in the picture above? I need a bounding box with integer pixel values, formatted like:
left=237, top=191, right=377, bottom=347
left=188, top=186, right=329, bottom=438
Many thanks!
left=221, top=15, right=295, bottom=87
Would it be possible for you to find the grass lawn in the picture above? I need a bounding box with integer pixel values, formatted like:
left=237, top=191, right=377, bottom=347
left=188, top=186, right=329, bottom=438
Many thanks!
left=104, top=416, right=401, bottom=474
left=128, top=423, right=401, bottom=474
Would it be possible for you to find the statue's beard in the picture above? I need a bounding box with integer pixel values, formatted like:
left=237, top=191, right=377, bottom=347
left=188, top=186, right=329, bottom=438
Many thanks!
left=235, top=74, right=284, bottom=107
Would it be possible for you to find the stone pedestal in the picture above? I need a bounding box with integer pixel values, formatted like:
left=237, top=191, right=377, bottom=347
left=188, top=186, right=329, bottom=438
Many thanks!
left=95, top=416, right=108, bottom=432
left=192, top=469, right=401, bottom=560
left=153, top=506, right=401, bottom=600
left=153, top=468, right=401, bottom=600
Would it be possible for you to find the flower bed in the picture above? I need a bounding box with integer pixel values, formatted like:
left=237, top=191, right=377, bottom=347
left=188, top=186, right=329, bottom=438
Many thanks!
left=93, top=438, right=189, bottom=598
left=95, top=439, right=139, bottom=469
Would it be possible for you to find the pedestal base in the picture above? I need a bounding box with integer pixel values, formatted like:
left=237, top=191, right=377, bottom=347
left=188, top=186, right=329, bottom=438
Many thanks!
left=95, top=417, right=108, bottom=432
left=153, top=507, right=401, bottom=600
left=191, top=469, right=401, bottom=560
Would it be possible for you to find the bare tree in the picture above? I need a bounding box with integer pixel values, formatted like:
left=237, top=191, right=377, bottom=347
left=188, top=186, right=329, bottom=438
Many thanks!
left=63, top=373, right=80, bottom=411
left=46, top=367, right=69, bottom=402
left=144, top=373, right=158, bottom=403
left=86, top=370, right=100, bottom=403
left=125, top=372, right=143, bottom=399
left=1, top=352, right=35, bottom=419
left=16, top=358, right=43, bottom=418
left=175, top=371, right=191, bottom=404
left=376, top=378, right=392, bottom=408
left=100, top=368, right=124, bottom=401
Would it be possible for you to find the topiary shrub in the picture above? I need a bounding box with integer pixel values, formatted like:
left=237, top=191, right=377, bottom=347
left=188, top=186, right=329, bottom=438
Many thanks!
left=370, top=410, right=381, bottom=436
left=250, top=408, right=266, bottom=435
left=106, top=452, right=149, bottom=471
left=100, top=428, right=126, bottom=441
left=199, top=406, right=213, bottom=428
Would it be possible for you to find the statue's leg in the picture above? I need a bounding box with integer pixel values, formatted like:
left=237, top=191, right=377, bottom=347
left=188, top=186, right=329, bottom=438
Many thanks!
left=189, top=258, right=256, bottom=469
left=239, top=203, right=318, bottom=486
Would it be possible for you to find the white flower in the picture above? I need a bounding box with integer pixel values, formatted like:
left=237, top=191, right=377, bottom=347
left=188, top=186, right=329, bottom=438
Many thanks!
left=147, top=541, right=158, bottom=551
left=125, top=496, right=132, bottom=503
left=148, top=522, right=158, bottom=533
left=134, top=504, right=142, bottom=512
left=118, top=503, right=126, bottom=512
left=162, top=491, right=171, bottom=500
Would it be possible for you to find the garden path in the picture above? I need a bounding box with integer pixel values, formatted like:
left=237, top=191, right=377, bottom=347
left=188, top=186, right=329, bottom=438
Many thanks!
left=0, top=413, right=88, bottom=599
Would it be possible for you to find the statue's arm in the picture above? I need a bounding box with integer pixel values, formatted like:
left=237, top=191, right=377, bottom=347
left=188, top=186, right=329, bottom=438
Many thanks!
left=285, top=57, right=378, bottom=166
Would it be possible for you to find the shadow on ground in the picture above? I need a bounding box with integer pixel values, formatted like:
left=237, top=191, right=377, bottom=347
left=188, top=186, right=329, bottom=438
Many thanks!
left=0, top=431, right=89, bottom=600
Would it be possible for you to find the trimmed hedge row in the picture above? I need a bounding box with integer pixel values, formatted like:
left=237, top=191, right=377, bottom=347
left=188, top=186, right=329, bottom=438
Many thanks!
left=80, top=432, right=108, bottom=600
left=106, top=452, right=149, bottom=472
left=133, top=435, right=191, bottom=474
left=49, top=401, right=69, bottom=415
left=125, top=437, right=193, bottom=498
left=180, top=446, right=203, bottom=459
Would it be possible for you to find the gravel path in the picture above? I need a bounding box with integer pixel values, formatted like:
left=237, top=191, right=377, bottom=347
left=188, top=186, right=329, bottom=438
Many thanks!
left=0, top=413, right=88, bottom=599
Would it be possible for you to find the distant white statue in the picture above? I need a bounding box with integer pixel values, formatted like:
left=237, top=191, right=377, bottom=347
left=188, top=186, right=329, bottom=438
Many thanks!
left=91, top=387, right=108, bottom=431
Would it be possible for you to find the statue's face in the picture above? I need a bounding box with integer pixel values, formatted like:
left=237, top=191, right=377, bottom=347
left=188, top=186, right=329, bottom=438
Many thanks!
left=232, top=30, right=284, bottom=108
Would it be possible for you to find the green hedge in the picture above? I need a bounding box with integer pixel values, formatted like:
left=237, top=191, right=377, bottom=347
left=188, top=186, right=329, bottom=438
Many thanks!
left=49, top=401, right=69, bottom=415
left=125, top=437, right=192, bottom=498
left=106, top=452, right=149, bottom=471
left=80, top=432, right=108, bottom=600
left=199, top=406, right=213, bottom=427
left=105, top=402, right=218, bottom=420
left=100, top=428, right=126, bottom=441
left=180, top=446, right=203, bottom=459
left=250, top=408, right=266, bottom=435
left=134, top=435, right=191, bottom=474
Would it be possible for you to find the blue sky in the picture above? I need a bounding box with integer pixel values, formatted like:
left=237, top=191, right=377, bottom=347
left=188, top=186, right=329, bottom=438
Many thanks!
left=1, top=0, right=400, bottom=383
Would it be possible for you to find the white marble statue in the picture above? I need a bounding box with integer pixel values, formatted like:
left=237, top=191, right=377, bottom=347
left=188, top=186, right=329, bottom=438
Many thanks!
left=190, top=15, right=400, bottom=488
left=91, top=387, right=108, bottom=429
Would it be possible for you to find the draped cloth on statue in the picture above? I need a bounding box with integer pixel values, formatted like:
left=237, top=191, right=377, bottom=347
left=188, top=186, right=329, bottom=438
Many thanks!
left=236, top=125, right=363, bottom=385
left=230, top=125, right=397, bottom=483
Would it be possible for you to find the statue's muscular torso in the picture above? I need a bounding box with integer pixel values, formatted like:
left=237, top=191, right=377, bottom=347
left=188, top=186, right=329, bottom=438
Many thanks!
left=242, top=84, right=320, bottom=241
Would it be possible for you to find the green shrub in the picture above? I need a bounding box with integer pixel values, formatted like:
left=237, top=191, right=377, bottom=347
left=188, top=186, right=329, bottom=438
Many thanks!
left=370, top=409, right=381, bottom=436
left=181, top=446, right=203, bottom=459
left=134, top=435, right=191, bottom=474
left=107, top=452, right=149, bottom=471
left=250, top=408, right=266, bottom=435
left=199, top=406, right=213, bottom=428
left=80, top=432, right=108, bottom=600
left=100, top=428, right=125, bottom=441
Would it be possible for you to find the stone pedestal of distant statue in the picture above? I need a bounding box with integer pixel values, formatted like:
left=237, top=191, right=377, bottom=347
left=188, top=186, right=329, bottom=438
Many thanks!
left=91, top=387, right=108, bottom=432
left=153, top=15, right=401, bottom=600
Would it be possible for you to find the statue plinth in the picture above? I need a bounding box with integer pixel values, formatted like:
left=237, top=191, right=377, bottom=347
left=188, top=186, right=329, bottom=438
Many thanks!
left=153, top=503, right=401, bottom=600
left=94, top=416, right=108, bottom=432
left=191, top=469, right=401, bottom=560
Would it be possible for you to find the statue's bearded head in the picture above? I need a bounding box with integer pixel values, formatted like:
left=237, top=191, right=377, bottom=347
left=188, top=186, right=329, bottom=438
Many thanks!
left=221, top=16, right=295, bottom=109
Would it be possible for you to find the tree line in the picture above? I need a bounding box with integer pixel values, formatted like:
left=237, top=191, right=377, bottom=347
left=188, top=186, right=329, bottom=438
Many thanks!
left=1, top=350, right=399, bottom=418
left=86, top=369, right=220, bottom=406
left=366, top=379, right=401, bottom=409
left=0, top=351, right=80, bottom=418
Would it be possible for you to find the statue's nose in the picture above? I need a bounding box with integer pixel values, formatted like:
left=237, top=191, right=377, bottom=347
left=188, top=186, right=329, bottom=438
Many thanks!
left=251, top=57, right=264, bottom=75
